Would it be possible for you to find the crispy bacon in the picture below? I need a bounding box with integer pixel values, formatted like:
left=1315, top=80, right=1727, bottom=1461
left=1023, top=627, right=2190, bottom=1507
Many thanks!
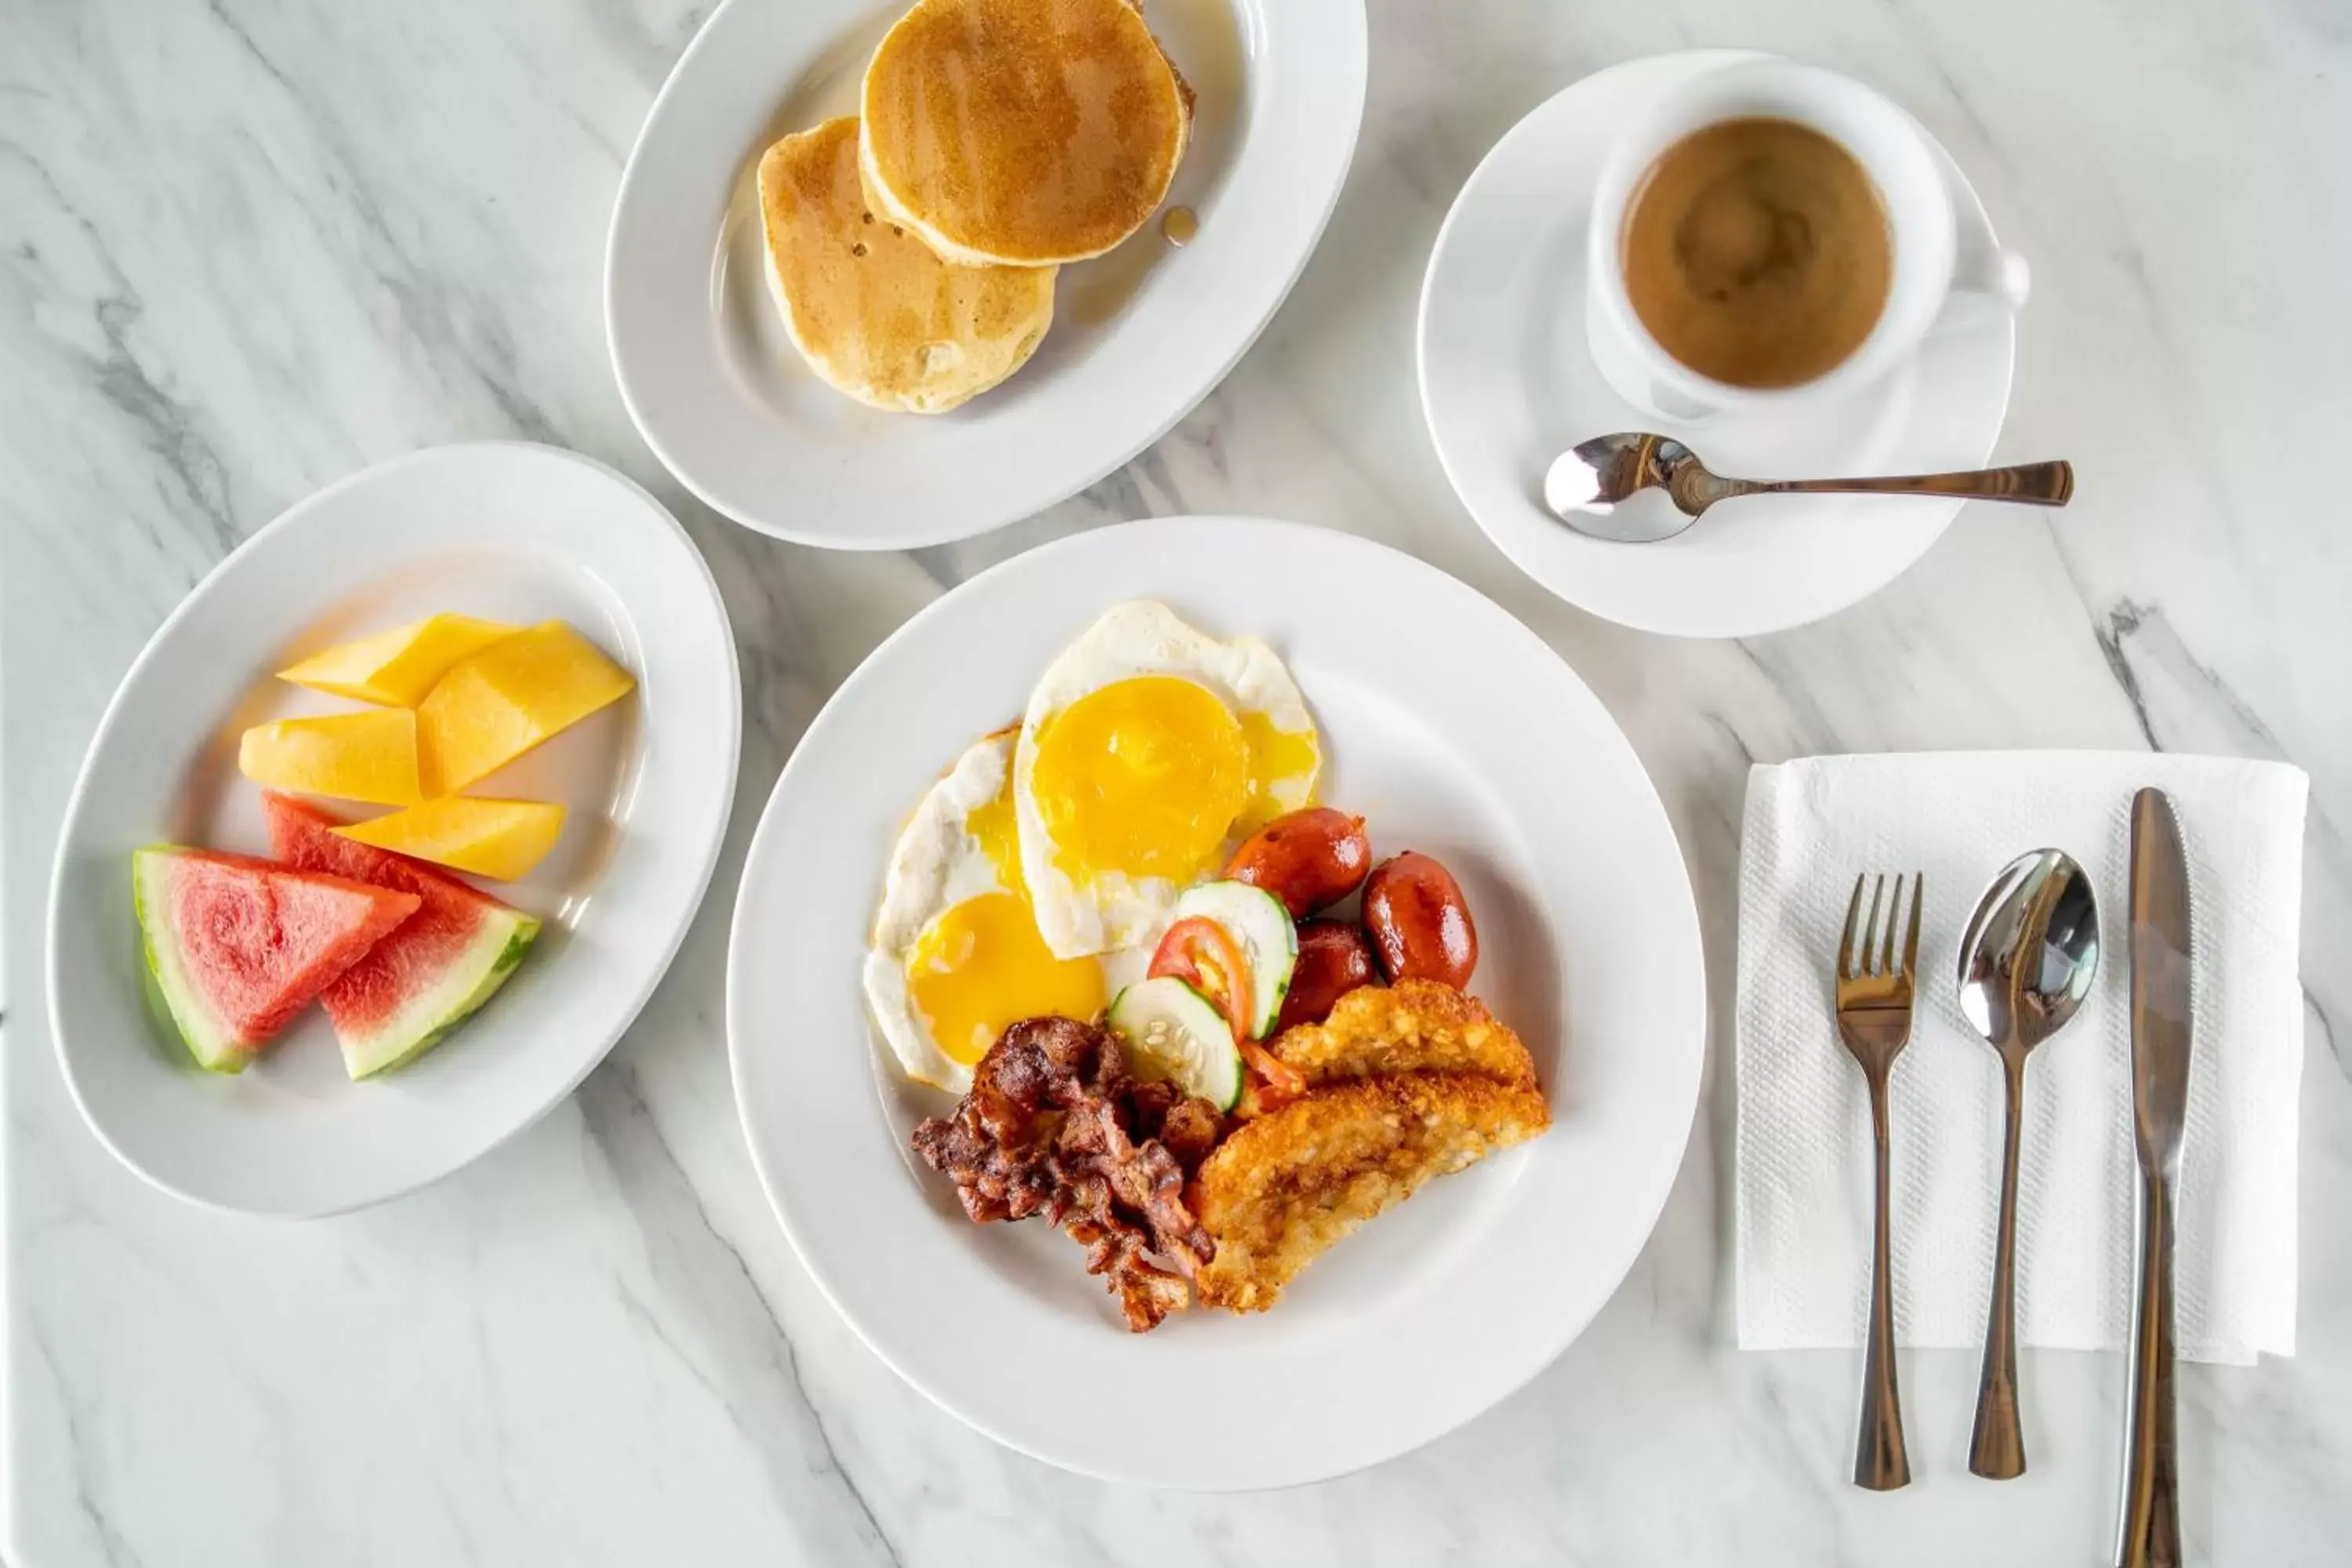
left=910, top=1016, right=1222, bottom=1331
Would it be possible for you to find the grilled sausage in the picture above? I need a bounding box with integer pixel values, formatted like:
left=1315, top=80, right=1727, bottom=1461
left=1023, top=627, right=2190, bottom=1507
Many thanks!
left=1361, top=851, right=1477, bottom=988
left=1225, top=808, right=1371, bottom=916
left=1274, top=919, right=1377, bottom=1033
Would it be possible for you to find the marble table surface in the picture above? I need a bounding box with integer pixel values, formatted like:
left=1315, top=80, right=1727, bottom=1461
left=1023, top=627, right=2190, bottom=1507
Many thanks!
left=5, top=1, right=2348, bottom=1563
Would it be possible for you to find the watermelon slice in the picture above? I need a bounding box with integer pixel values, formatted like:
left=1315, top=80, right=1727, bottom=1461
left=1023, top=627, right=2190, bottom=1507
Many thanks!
left=132, top=847, right=421, bottom=1073
left=261, top=793, right=542, bottom=1079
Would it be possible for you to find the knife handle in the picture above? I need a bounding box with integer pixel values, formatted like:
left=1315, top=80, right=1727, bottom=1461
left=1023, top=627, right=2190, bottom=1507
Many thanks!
left=2118, top=1166, right=2180, bottom=1568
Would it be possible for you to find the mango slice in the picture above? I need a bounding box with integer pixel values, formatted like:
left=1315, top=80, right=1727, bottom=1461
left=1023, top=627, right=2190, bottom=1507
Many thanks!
left=278, top=614, right=521, bottom=708
left=332, top=798, right=566, bottom=881
left=417, top=622, right=636, bottom=796
left=238, top=710, right=423, bottom=805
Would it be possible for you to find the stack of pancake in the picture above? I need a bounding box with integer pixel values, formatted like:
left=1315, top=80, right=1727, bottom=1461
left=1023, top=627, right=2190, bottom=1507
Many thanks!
left=758, top=0, right=1194, bottom=415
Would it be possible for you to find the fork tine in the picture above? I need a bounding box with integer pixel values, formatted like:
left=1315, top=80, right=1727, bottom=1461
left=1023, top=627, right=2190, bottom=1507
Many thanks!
left=1838, top=873, right=1866, bottom=981
left=1879, top=874, right=1902, bottom=976
left=1901, top=872, right=1923, bottom=980
left=1863, top=874, right=1886, bottom=975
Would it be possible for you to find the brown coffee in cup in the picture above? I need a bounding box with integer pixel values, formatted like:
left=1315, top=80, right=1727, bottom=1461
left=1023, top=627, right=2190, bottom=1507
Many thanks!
left=1620, top=118, right=1892, bottom=389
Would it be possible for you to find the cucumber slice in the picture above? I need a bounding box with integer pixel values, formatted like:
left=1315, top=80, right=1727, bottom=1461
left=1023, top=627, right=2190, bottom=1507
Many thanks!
left=1174, top=880, right=1298, bottom=1037
left=1108, top=976, right=1243, bottom=1111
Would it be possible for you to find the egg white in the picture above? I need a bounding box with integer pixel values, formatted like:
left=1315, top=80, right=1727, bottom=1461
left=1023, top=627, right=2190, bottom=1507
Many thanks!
left=865, top=729, right=1149, bottom=1092
left=864, top=731, right=1017, bottom=1091
left=1012, top=601, right=1319, bottom=960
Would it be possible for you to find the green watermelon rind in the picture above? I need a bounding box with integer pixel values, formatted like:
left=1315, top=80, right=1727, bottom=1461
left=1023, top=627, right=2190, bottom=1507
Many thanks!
left=338, top=910, right=542, bottom=1080
left=132, top=847, right=250, bottom=1074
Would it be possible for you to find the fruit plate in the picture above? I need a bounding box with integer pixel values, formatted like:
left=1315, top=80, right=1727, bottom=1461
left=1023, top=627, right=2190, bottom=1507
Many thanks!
left=46, top=443, right=740, bottom=1217
left=604, top=0, right=1367, bottom=550
left=727, top=517, right=1705, bottom=1487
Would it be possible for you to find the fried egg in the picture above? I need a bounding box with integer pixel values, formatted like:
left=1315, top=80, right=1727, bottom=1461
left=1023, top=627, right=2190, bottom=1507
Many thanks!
left=866, top=730, right=1139, bottom=1091
left=1014, top=602, right=1321, bottom=960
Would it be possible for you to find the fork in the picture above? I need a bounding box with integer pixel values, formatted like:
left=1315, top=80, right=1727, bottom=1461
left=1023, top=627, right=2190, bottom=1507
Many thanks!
left=1835, top=872, right=1924, bottom=1491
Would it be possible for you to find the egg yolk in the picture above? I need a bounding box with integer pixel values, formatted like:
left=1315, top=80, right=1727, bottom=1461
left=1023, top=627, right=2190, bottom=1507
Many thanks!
left=1029, top=676, right=1251, bottom=881
left=906, top=889, right=1105, bottom=1065
left=1237, top=709, right=1321, bottom=832
left=966, top=771, right=1025, bottom=892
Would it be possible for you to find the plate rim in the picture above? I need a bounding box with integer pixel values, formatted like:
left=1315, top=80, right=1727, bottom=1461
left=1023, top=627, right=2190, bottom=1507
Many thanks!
left=603, top=0, right=1371, bottom=551
left=45, top=440, right=743, bottom=1218
left=724, top=514, right=1708, bottom=1487
left=1414, top=48, right=2016, bottom=638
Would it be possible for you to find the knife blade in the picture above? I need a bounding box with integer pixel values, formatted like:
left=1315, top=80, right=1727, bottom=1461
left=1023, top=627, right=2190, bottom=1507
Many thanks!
left=2118, top=786, right=2191, bottom=1568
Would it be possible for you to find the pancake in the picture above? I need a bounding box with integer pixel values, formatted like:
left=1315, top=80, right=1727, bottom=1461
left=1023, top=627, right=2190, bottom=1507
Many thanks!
left=757, top=118, right=1057, bottom=414
left=859, top=0, right=1192, bottom=268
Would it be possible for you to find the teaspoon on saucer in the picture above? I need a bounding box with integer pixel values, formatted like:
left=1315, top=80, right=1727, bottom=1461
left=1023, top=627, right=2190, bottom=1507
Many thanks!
left=1543, top=432, right=2074, bottom=543
left=1954, top=849, right=2101, bottom=1479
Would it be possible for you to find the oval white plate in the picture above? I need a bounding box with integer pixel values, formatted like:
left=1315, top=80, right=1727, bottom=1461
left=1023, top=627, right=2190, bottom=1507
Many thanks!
left=48, top=443, right=740, bottom=1218
left=606, top=0, right=1365, bottom=550
left=728, top=517, right=1705, bottom=1487
left=1418, top=51, right=2016, bottom=637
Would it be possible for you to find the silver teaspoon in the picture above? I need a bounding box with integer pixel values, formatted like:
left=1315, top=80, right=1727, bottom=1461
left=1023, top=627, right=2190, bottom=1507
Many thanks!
left=1955, top=849, right=2102, bottom=1479
left=1543, top=432, right=2075, bottom=543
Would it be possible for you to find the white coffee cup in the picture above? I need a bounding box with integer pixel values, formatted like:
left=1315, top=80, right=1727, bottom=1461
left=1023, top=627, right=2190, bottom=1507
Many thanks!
left=1585, top=59, right=2028, bottom=424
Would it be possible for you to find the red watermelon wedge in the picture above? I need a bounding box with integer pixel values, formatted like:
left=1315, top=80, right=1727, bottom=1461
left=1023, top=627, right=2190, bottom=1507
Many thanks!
left=133, top=847, right=420, bottom=1073
left=262, top=793, right=541, bottom=1079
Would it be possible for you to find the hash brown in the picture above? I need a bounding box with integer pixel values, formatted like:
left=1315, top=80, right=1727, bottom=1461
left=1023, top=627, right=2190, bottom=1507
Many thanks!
left=1269, top=978, right=1539, bottom=1091
left=1192, top=1068, right=1551, bottom=1312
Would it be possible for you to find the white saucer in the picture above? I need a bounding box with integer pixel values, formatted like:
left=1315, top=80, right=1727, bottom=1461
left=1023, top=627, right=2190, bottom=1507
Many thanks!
left=1417, top=51, right=2016, bottom=638
left=606, top=0, right=1365, bottom=551
left=47, top=444, right=741, bottom=1217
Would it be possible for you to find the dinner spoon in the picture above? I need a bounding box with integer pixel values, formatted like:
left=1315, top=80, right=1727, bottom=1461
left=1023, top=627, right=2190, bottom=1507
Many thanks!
left=1955, top=849, right=2101, bottom=1479
left=1542, top=433, right=2074, bottom=543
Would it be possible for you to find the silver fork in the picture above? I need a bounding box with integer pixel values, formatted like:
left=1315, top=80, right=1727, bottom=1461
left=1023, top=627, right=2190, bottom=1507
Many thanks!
left=1835, top=872, right=1924, bottom=1491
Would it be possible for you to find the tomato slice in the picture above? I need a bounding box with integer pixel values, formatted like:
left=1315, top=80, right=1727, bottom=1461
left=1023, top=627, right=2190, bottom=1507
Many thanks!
left=1149, top=916, right=1254, bottom=1038
left=1242, top=1041, right=1307, bottom=1112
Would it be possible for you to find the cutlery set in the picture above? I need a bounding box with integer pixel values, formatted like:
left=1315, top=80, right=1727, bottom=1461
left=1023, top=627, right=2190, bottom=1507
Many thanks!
left=1835, top=789, right=2191, bottom=1568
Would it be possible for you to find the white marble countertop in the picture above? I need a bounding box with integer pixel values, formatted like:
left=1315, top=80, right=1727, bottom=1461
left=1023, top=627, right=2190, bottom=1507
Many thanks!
left=5, top=1, right=2348, bottom=1563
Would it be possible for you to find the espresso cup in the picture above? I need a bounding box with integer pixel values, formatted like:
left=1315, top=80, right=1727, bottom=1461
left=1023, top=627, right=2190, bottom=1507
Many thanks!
left=1585, top=59, right=2027, bottom=424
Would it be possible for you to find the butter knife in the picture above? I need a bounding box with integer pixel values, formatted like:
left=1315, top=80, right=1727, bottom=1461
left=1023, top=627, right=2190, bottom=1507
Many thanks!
left=2119, top=788, right=2191, bottom=1568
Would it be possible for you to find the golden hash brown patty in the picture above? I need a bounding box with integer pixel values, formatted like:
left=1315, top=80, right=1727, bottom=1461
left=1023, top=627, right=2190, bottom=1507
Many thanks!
left=1192, top=1069, right=1551, bottom=1312
left=1269, top=979, right=1539, bottom=1091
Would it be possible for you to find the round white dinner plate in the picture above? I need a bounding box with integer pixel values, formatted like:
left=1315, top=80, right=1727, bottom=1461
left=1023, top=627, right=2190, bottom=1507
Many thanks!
left=607, top=0, right=1366, bottom=550
left=48, top=443, right=740, bottom=1218
left=728, top=517, right=1705, bottom=1488
left=1417, top=51, right=2016, bottom=637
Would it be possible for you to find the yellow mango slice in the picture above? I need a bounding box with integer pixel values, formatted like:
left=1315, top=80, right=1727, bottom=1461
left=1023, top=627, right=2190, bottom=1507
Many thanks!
left=238, top=710, right=423, bottom=805
left=417, top=622, right=637, bottom=795
left=332, top=798, right=566, bottom=881
left=278, top=614, right=521, bottom=708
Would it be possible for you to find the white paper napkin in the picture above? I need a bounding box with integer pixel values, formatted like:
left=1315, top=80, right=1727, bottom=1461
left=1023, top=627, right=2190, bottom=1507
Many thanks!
left=1736, top=752, right=2309, bottom=1365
